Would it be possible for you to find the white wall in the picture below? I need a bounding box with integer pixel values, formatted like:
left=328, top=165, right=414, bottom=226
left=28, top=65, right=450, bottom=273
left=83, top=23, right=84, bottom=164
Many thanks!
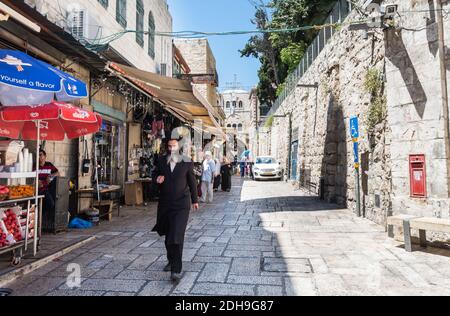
left=27, top=0, right=173, bottom=74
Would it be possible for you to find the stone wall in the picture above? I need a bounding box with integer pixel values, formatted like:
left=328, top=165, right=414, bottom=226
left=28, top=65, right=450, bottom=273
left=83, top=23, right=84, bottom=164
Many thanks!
left=267, top=0, right=450, bottom=227
left=385, top=0, right=450, bottom=220
left=268, top=2, right=390, bottom=225
left=174, top=39, right=219, bottom=108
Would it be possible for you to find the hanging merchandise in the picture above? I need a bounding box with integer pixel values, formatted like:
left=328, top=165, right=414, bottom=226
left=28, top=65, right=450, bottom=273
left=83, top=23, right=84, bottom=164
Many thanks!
left=152, top=118, right=165, bottom=138
left=152, top=138, right=162, bottom=155
left=82, top=137, right=90, bottom=175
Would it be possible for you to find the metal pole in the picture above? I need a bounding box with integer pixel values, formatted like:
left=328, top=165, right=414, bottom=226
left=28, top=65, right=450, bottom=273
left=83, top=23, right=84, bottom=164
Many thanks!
left=33, top=120, right=40, bottom=256
left=355, top=166, right=361, bottom=217
left=436, top=0, right=450, bottom=197
left=24, top=200, right=30, bottom=251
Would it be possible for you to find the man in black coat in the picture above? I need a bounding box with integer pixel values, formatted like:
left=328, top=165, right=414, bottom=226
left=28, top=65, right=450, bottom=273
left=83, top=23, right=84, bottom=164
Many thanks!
left=152, top=138, right=199, bottom=283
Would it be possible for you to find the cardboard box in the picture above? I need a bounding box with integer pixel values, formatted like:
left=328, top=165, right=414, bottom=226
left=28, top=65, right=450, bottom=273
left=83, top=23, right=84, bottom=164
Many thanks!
left=125, top=181, right=143, bottom=206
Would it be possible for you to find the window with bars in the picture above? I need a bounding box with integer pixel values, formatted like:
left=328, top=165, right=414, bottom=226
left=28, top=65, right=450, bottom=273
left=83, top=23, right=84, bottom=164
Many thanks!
left=148, top=12, right=155, bottom=59
left=98, top=0, right=108, bottom=8
left=116, top=0, right=127, bottom=28
left=136, top=0, right=144, bottom=46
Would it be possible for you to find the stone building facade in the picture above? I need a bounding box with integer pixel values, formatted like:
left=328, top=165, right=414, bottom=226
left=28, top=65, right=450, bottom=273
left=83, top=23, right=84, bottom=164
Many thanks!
left=265, top=0, right=450, bottom=228
left=221, top=89, right=253, bottom=151
left=173, top=38, right=220, bottom=113
left=25, top=0, right=173, bottom=74
left=248, top=88, right=262, bottom=157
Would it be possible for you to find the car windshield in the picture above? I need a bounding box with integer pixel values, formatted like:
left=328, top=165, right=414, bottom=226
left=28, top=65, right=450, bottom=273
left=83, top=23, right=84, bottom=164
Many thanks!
left=256, top=157, right=276, bottom=164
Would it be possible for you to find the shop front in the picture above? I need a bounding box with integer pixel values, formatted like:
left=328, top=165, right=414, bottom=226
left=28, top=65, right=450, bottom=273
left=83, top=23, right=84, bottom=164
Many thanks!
left=104, top=62, right=226, bottom=206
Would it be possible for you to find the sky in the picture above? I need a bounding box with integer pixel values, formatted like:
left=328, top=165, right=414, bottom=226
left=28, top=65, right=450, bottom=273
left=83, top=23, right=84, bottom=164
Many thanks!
left=167, top=0, right=261, bottom=92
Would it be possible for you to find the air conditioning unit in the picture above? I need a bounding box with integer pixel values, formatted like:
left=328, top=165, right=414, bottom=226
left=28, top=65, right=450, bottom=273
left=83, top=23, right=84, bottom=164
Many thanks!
left=67, top=6, right=102, bottom=44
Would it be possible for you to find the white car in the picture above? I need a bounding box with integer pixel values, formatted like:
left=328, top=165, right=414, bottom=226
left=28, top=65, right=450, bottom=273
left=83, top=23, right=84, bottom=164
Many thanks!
left=253, top=156, right=283, bottom=181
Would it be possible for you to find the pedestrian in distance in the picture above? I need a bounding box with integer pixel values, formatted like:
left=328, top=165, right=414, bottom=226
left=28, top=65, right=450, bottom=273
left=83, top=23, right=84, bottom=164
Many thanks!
left=213, top=158, right=221, bottom=192
left=221, top=157, right=232, bottom=192
left=152, top=138, right=199, bottom=283
left=200, top=151, right=215, bottom=203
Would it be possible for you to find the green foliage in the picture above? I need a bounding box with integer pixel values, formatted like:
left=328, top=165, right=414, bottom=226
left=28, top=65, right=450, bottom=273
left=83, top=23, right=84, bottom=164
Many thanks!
left=364, top=68, right=386, bottom=131
left=364, top=68, right=382, bottom=96
left=321, top=79, right=330, bottom=94
left=276, top=82, right=286, bottom=97
left=366, top=96, right=387, bottom=131
left=241, top=0, right=336, bottom=107
left=265, top=115, right=275, bottom=128
left=280, top=42, right=306, bottom=73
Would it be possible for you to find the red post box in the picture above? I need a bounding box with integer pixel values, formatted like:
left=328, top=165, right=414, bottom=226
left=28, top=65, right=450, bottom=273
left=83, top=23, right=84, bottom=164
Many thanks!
left=409, top=154, right=426, bottom=198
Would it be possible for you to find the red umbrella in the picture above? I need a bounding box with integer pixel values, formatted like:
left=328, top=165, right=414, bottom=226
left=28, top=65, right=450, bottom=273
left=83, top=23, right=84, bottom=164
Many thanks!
left=0, top=102, right=102, bottom=140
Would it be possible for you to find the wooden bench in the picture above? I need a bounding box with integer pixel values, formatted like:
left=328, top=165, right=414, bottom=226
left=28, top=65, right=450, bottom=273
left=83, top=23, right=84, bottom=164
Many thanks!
left=387, top=215, right=450, bottom=252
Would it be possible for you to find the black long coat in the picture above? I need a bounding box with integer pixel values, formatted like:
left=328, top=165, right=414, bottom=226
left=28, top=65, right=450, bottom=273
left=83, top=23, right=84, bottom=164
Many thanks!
left=220, top=164, right=232, bottom=191
left=152, top=156, right=198, bottom=244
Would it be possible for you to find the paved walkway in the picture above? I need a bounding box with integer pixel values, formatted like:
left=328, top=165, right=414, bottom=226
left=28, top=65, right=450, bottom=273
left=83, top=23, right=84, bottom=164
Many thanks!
left=6, top=178, right=450, bottom=296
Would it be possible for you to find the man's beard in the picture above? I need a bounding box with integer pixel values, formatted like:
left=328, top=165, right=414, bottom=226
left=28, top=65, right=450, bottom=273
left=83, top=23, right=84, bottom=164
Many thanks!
left=167, top=151, right=181, bottom=163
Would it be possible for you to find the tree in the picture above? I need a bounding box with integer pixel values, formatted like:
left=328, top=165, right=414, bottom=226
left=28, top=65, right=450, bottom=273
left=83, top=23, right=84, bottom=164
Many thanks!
left=241, top=0, right=335, bottom=107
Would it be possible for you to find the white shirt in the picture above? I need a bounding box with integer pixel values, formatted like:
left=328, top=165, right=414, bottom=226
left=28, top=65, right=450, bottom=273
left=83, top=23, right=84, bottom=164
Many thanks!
left=167, top=154, right=180, bottom=172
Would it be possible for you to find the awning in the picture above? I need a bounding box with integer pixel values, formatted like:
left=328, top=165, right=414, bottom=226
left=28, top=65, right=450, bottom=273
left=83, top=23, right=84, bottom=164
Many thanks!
left=106, top=62, right=224, bottom=136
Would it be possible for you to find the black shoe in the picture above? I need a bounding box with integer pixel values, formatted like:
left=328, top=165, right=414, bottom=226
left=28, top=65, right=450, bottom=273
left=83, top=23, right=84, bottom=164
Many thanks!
left=163, top=263, right=171, bottom=272
left=171, top=272, right=182, bottom=283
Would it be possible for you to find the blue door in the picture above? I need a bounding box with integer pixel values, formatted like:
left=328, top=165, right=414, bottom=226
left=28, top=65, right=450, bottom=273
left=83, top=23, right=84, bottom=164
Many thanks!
left=291, top=141, right=298, bottom=180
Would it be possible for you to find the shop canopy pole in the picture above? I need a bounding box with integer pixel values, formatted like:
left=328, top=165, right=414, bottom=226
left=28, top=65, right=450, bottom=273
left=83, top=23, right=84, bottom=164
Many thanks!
left=33, top=120, right=40, bottom=256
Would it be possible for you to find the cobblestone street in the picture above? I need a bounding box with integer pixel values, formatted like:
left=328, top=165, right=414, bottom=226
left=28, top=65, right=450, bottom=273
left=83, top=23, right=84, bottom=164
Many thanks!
left=7, top=178, right=450, bottom=296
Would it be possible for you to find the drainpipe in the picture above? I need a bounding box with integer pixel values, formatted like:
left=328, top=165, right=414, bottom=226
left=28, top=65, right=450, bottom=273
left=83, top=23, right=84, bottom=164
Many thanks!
left=436, top=0, right=450, bottom=197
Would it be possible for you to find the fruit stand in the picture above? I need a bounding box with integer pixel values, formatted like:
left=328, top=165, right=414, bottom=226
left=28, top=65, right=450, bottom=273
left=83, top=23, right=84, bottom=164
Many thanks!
left=0, top=49, right=101, bottom=267
left=0, top=172, right=43, bottom=266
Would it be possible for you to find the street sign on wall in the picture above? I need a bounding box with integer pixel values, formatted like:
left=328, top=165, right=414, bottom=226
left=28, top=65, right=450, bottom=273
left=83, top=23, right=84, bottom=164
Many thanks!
left=350, top=116, right=359, bottom=169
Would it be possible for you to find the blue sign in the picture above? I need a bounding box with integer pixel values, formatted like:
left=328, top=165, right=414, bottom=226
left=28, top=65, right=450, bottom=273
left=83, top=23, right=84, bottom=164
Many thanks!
left=350, top=116, right=359, bottom=139
left=353, top=142, right=359, bottom=163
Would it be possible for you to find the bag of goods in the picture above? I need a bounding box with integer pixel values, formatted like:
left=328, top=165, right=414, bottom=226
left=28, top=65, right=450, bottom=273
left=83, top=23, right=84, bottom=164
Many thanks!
left=0, top=185, right=9, bottom=201
left=0, top=209, right=22, bottom=242
left=0, top=140, right=24, bottom=166
left=0, top=220, right=16, bottom=248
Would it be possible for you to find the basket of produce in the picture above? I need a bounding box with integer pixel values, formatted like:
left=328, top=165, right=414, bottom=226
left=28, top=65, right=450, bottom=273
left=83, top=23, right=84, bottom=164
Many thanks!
left=8, top=185, right=34, bottom=200
left=0, top=186, right=9, bottom=201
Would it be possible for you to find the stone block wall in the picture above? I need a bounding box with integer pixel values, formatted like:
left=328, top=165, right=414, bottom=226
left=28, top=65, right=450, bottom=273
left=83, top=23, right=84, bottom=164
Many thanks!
left=268, top=0, right=450, bottom=227
left=269, top=2, right=390, bottom=225
left=385, top=0, right=450, bottom=220
left=174, top=39, right=219, bottom=108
